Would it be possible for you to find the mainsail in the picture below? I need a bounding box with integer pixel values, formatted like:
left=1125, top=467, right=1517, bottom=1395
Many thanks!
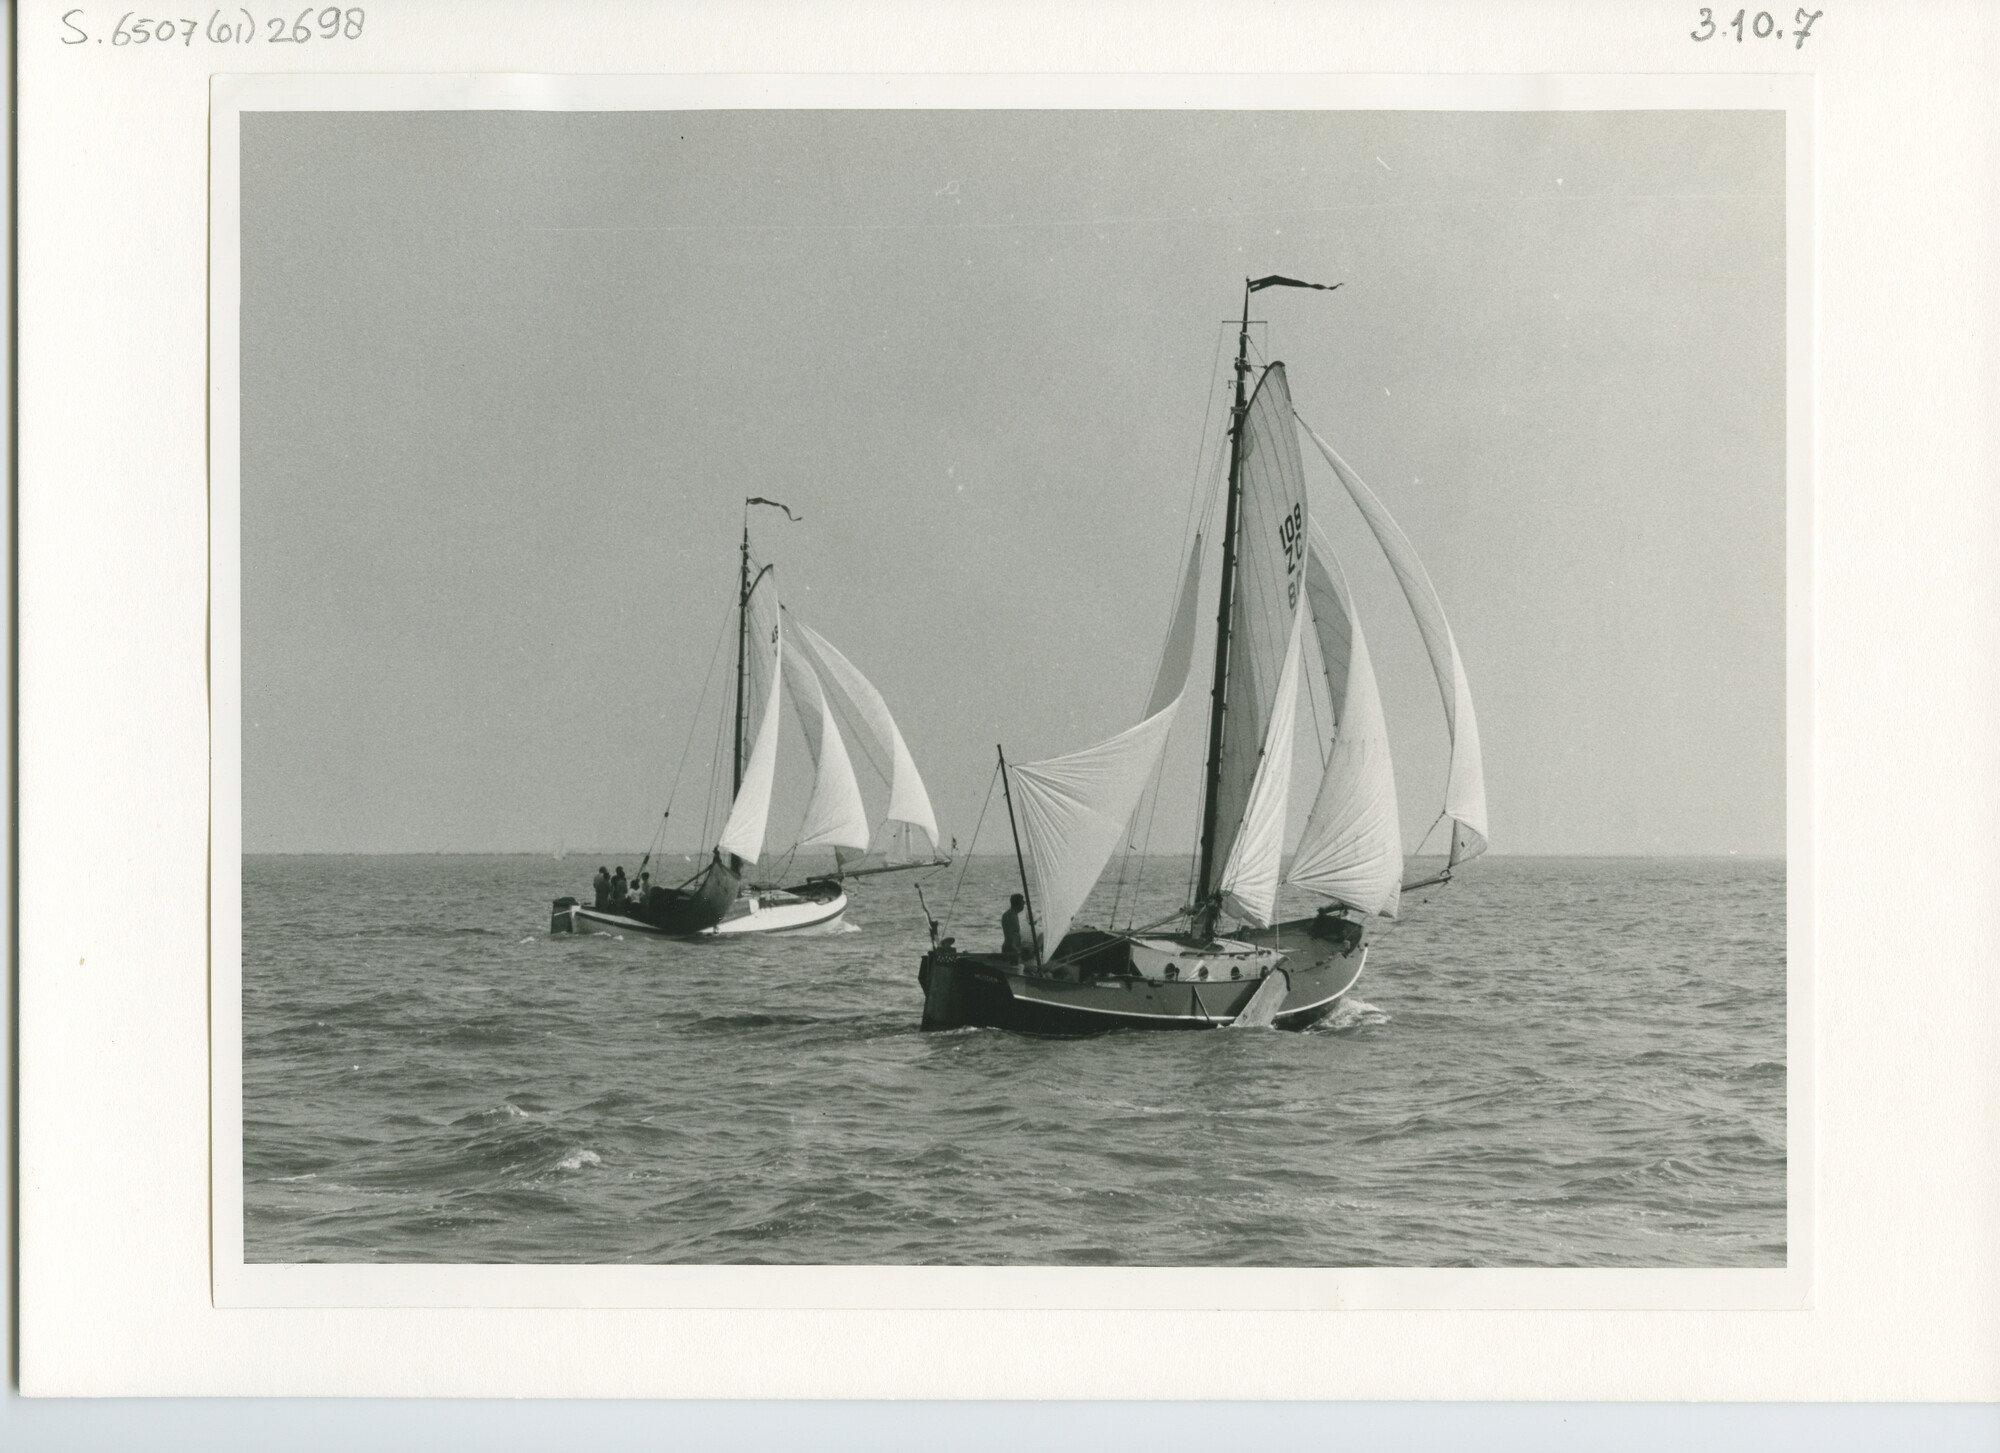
left=717, top=624, right=784, bottom=865
left=780, top=619, right=872, bottom=855
left=1008, top=537, right=1204, bottom=953
left=1284, top=525, right=1402, bottom=916
left=1209, top=363, right=1312, bottom=891
left=786, top=616, right=942, bottom=856
left=1298, top=418, right=1488, bottom=867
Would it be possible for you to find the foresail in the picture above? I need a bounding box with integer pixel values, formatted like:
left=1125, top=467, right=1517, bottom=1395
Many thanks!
left=1010, top=708, right=1178, bottom=959
left=1009, top=536, right=1203, bottom=953
left=1216, top=605, right=1306, bottom=927
left=1298, top=418, right=1489, bottom=866
left=1285, top=526, right=1402, bottom=916
left=1146, top=532, right=1206, bottom=718
left=1211, top=363, right=1311, bottom=887
left=717, top=626, right=784, bottom=865
left=781, top=621, right=872, bottom=854
left=785, top=617, right=940, bottom=855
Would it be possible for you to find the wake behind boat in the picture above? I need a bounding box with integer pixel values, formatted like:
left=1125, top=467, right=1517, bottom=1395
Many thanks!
left=919, top=277, right=1488, bottom=1032
left=553, top=498, right=948, bottom=941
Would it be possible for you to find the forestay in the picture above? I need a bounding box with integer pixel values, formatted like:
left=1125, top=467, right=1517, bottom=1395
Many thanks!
left=1008, top=537, right=1204, bottom=954
left=1211, top=363, right=1312, bottom=888
left=786, top=617, right=942, bottom=855
left=1284, top=525, right=1402, bottom=916
left=780, top=620, right=872, bottom=855
left=1298, top=418, right=1489, bottom=867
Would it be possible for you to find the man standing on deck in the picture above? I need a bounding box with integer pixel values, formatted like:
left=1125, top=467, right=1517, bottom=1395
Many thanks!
left=1001, top=893, right=1030, bottom=965
left=593, top=866, right=611, bottom=910
left=611, top=866, right=629, bottom=908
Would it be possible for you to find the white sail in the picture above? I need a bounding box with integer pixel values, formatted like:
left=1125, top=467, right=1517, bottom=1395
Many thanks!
left=1285, top=526, right=1402, bottom=916
left=1010, top=708, right=1178, bottom=960
left=781, top=621, right=872, bottom=854
left=785, top=617, right=941, bottom=854
left=717, top=626, right=784, bottom=865
left=1145, top=532, right=1206, bottom=718
left=1211, top=363, right=1311, bottom=885
left=1008, top=537, right=1204, bottom=954
left=1298, top=418, right=1489, bottom=866
left=1216, top=604, right=1306, bottom=928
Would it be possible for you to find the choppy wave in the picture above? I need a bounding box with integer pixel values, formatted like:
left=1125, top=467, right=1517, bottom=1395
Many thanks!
left=242, top=854, right=1786, bottom=1267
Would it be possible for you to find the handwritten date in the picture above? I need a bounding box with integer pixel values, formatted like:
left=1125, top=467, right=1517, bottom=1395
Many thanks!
left=1692, top=8, right=1820, bottom=47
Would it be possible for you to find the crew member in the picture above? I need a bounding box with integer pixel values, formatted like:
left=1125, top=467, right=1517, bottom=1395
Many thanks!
left=1001, top=893, right=1031, bottom=965
left=611, top=866, right=628, bottom=908
left=593, top=866, right=611, bottom=910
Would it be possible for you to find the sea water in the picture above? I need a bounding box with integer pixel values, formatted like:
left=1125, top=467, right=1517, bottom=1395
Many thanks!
left=241, top=855, right=1785, bottom=1266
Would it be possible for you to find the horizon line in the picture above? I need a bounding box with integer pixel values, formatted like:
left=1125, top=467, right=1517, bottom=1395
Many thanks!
left=239, top=848, right=1788, bottom=861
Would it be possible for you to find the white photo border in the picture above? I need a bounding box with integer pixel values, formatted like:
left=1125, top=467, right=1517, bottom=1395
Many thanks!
left=209, top=69, right=1813, bottom=1313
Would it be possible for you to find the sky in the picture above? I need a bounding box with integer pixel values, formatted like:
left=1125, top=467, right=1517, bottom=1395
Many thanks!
left=240, top=107, right=1786, bottom=857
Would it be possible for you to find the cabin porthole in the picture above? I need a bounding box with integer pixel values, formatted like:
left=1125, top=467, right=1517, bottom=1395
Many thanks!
left=1230, top=966, right=1241, bottom=980
left=1198, top=966, right=1209, bottom=981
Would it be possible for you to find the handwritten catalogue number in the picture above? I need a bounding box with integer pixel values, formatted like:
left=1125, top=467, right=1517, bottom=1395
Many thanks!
left=60, top=7, right=365, bottom=44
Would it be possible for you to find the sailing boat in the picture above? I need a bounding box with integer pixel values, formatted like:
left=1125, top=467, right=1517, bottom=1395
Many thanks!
left=552, top=499, right=949, bottom=939
left=918, top=278, right=1487, bottom=1031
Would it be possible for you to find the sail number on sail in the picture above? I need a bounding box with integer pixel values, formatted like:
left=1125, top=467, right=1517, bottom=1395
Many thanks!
left=1278, top=501, right=1305, bottom=608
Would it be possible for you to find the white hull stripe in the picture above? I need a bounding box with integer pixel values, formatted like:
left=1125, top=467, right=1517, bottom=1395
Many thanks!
left=567, top=898, right=847, bottom=938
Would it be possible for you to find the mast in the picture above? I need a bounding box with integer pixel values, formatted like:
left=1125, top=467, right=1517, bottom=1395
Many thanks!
left=997, top=745, right=1043, bottom=968
left=1193, top=281, right=1255, bottom=936
left=733, top=514, right=750, bottom=797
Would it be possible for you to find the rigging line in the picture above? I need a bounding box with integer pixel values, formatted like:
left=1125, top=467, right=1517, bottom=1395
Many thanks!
left=1119, top=325, right=1229, bottom=802
left=702, top=668, right=734, bottom=851
left=1124, top=741, right=1175, bottom=933
left=659, top=591, right=739, bottom=825
left=1106, top=329, right=1235, bottom=932
left=1304, top=609, right=1331, bottom=768
left=1174, top=321, right=1230, bottom=561
left=1408, top=809, right=1448, bottom=861
left=943, top=760, right=1001, bottom=937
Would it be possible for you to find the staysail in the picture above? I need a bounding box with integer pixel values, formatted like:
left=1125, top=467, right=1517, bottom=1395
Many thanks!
left=1209, top=363, right=1312, bottom=891
left=1215, top=604, right=1307, bottom=927
left=785, top=617, right=942, bottom=856
left=717, top=624, right=784, bottom=865
left=780, top=619, right=872, bottom=855
left=1008, top=536, right=1204, bottom=953
left=1298, top=418, right=1489, bottom=866
left=1284, top=525, right=1402, bottom=916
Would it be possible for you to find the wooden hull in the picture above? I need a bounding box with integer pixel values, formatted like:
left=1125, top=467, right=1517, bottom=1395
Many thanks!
left=917, top=913, right=1367, bottom=1034
left=551, top=887, right=847, bottom=940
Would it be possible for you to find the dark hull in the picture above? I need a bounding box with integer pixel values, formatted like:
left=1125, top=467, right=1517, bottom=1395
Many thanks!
left=918, top=913, right=1367, bottom=1035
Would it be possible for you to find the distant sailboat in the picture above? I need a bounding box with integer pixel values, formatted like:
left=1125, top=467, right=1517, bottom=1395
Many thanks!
left=552, top=499, right=949, bottom=940
left=919, top=278, right=1486, bottom=1031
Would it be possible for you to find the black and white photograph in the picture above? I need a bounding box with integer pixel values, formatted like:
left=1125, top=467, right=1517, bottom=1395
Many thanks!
left=221, top=88, right=1793, bottom=1277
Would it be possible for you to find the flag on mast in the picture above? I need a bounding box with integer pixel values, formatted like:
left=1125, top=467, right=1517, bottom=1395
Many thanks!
left=1247, top=275, right=1343, bottom=293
